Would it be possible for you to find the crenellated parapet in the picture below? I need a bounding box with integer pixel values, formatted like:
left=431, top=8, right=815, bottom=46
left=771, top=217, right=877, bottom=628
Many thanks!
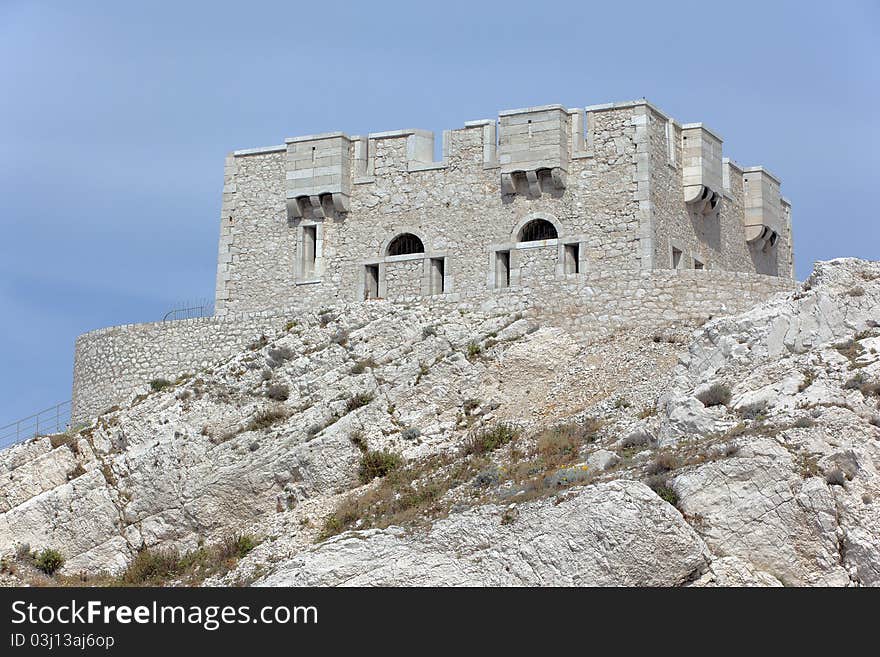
left=218, top=98, right=793, bottom=318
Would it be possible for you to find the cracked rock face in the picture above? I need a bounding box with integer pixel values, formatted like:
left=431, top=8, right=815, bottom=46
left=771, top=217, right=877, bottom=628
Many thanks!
left=1, top=258, right=879, bottom=586
left=255, top=481, right=710, bottom=587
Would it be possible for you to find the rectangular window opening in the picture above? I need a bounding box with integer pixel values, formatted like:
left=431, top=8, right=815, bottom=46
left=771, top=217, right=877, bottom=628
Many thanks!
left=364, top=264, right=379, bottom=300
left=429, top=258, right=445, bottom=295
left=495, top=251, right=510, bottom=289
left=672, top=247, right=682, bottom=269
left=564, top=243, right=580, bottom=274
left=302, top=225, right=317, bottom=276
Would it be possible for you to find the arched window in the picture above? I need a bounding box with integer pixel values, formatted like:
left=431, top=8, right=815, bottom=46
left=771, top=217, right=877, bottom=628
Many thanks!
left=518, top=219, right=558, bottom=242
left=387, top=233, right=425, bottom=256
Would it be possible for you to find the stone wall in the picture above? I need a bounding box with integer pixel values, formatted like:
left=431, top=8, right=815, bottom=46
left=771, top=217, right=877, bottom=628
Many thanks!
left=72, top=269, right=796, bottom=423
left=213, top=100, right=793, bottom=319
left=71, top=311, right=291, bottom=424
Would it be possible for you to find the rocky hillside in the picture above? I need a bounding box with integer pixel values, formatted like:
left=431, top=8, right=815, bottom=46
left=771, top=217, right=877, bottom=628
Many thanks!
left=1, top=258, right=878, bottom=586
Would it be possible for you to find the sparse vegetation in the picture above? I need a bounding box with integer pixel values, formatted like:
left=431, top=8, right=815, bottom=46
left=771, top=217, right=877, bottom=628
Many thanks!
left=637, top=405, right=657, bottom=419
left=348, top=430, right=368, bottom=452
left=265, top=384, right=289, bottom=402
left=645, top=475, right=678, bottom=507
left=422, top=325, right=437, bottom=339
left=149, top=378, right=172, bottom=392
left=462, top=423, right=520, bottom=456
left=120, top=535, right=258, bottom=586
left=351, top=358, right=378, bottom=374
left=696, top=383, right=732, bottom=407
left=358, top=450, right=403, bottom=484
left=825, top=468, right=847, bottom=487
left=345, top=392, right=375, bottom=414
left=267, top=346, right=295, bottom=363
left=466, top=341, right=482, bottom=361
left=645, top=451, right=681, bottom=475
left=244, top=406, right=290, bottom=433
left=401, top=427, right=421, bottom=441
left=34, top=548, right=65, bottom=575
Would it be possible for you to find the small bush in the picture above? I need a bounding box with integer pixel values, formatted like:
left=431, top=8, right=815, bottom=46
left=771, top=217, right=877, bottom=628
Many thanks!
left=49, top=433, right=79, bottom=454
left=848, top=286, right=865, bottom=297
left=619, top=428, right=651, bottom=450
left=645, top=476, right=678, bottom=507
left=463, top=398, right=481, bottom=414
left=349, top=430, right=368, bottom=452
left=149, top=378, right=172, bottom=393
left=265, top=384, right=289, bottom=402
left=123, top=548, right=181, bottom=585
left=401, top=427, right=421, bottom=441
left=34, top=548, right=65, bottom=575
left=613, top=397, right=631, bottom=410
left=422, top=325, right=437, bottom=339
left=345, top=392, right=374, bottom=414
left=792, top=416, right=815, bottom=429
left=645, top=451, right=681, bottom=475
left=534, top=422, right=601, bottom=468
left=284, top=320, right=297, bottom=331
left=267, top=346, right=295, bottom=363
left=244, top=406, right=290, bottom=432
left=696, top=383, right=732, bottom=407
left=825, top=468, right=847, bottom=487
left=737, top=399, right=768, bottom=420
left=358, top=450, right=403, bottom=483
left=466, top=341, right=481, bottom=361
left=351, top=358, right=378, bottom=374
left=463, top=423, right=520, bottom=456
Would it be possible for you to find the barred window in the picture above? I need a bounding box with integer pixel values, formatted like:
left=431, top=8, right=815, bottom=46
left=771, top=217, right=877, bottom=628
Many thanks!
left=387, top=233, right=424, bottom=256
left=518, top=219, right=557, bottom=242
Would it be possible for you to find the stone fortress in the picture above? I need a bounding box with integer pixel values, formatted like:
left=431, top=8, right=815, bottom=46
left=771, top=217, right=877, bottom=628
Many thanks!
left=72, top=99, right=796, bottom=422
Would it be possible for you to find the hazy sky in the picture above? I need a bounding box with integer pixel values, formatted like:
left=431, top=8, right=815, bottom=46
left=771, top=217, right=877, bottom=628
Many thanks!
left=0, top=0, right=877, bottom=427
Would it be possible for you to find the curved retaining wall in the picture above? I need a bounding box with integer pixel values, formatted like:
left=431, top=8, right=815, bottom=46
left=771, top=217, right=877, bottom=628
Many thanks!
left=72, top=269, right=797, bottom=423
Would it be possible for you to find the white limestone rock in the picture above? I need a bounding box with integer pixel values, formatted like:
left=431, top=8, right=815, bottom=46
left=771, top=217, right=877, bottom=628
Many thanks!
left=255, top=481, right=710, bottom=587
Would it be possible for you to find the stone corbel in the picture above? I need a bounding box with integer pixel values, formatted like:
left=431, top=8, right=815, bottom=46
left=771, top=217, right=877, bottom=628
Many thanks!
left=286, top=193, right=350, bottom=221
left=500, top=173, right=516, bottom=196
left=549, top=167, right=566, bottom=191
left=525, top=171, right=541, bottom=197
left=684, top=185, right=721, bottom=217
left=745, top=225, right=779, bottom=252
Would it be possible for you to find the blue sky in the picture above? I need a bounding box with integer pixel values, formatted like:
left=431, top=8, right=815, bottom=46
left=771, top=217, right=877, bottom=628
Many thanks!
left=0, top=0, right=877, bottom=427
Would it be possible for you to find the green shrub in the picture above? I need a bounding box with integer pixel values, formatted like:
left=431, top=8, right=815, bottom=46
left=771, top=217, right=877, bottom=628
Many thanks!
left=645, top=475, right=679, bottom=507
left=463, top=423, right=520, bottom=456
left=149, top=378, right=172, bottom=392
left=123, top=548, right=181, bottom=585
left=34, top=548, right=65, bottom=575
left=466, top=341, right=481, bottom=361
left=358, top=450, right=403, bottom=483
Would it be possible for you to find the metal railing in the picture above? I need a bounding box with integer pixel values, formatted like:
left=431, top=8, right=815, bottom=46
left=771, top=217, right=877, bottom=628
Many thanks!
left=162, top=298, right=215, bottom=322
left=0, top=400, right=72, bottom=450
